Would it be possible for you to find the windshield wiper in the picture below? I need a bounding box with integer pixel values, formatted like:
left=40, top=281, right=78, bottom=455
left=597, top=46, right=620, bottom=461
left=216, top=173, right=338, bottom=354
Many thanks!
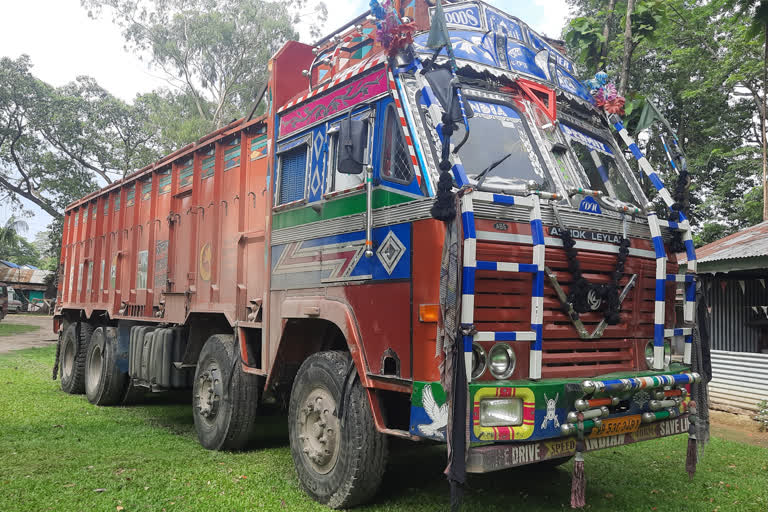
left=474, top=152, right=512, bottom=187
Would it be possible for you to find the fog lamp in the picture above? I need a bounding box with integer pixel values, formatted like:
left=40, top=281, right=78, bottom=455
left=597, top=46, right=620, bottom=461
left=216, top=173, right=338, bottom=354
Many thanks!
left=479, top=398, right=523, bottom=427
left=471, top=343, right=487, bottom=380
left=488, top=343, right=516, bottom=379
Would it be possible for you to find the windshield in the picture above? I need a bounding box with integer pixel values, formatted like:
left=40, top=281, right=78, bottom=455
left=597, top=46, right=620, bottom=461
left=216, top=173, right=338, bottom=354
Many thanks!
left=452, top=100, right=551, bottom=190
left=560, top=124, right=638, bottom=205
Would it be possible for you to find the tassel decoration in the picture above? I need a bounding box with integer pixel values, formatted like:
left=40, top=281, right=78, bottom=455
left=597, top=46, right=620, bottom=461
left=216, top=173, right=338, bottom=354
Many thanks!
left=685, top=400, right=698, bottom=480
left=571, top=443, right=586, bottom=508
left=571, top=414, right=586, bottom=509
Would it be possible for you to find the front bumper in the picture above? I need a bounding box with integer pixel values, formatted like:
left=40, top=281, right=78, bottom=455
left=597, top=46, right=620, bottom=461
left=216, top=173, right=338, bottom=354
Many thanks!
left=466, top=414, right=690, bottom=472
left=410, top=367, right=696, bottom=449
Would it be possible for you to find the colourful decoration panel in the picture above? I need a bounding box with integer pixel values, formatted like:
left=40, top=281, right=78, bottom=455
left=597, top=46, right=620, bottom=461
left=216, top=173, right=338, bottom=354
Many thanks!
left=224, top=140, right=240, bottom=171
left=270, top=222, right=410, bottom=290
left=141, top=179, right=152, bottom=201
left=126, top=187, right=135, bottom=207
left=114, top=195, right=120, bottom=211
left=179, top=159, right=193, bottom=188
left=279, top=68, right=388, bottom=137
left=158, top=170, right=172, bottom=195
left=201, top=149, right=215, bottom=180
left=250, top=134, right=268, bottom=160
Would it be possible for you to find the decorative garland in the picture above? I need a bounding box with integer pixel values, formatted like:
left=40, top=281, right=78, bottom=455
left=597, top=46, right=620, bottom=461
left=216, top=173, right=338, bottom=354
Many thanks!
left=668, top=150, right=690, bottom=254
left=558, top=226, right=630, bottom=325
left=585, top=71, right=626, bottom=116
left=370, top=0, right=416, bottom=58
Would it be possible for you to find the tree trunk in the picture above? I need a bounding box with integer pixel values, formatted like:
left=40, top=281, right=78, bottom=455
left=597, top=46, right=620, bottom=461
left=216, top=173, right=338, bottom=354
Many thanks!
left=600, top=0, right=618, bottom=69
left=619, top=0, right=636, bottom=97
left=763, top=22, right=768, bottom=221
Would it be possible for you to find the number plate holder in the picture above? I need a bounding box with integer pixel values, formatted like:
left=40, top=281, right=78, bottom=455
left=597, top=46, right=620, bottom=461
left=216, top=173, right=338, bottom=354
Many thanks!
left=589, top=414, right=642, bottom=438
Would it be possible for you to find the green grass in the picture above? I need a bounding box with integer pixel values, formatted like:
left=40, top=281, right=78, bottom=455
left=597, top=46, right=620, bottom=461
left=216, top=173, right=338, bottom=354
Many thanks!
left=0, top=346, right=766, bottom=512
left=0, top=322, right=40, bottom=336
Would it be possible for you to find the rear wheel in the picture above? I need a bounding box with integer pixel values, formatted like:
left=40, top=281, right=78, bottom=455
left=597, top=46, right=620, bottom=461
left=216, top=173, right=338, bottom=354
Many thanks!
left=59, top=322, right=93, bottom=394
left=289, top=351, right=387, bottom=509
left=85, top=327, right=128, bottom=405
left=192, top=334, right=259, bottom=450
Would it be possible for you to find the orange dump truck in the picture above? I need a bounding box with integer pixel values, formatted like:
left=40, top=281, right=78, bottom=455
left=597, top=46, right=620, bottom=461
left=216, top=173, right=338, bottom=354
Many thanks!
left=54, top=1, right=707, bottom=508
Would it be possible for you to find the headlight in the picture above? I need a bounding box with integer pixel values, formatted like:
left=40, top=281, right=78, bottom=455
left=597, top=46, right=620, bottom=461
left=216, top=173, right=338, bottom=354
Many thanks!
left=471, top=343, right=487, bottom=380
left=479, top=397, right=523, bottom=426
left=645, top=341, right=672, bottom=368
left=645, top=341, right=654, bottom=368
left=488, top=343, right=516, bottom=379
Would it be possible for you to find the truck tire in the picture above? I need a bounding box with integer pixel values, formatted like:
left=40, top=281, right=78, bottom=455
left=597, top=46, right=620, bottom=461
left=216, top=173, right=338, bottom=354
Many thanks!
left=192, top=334, right=258, bottom=450
left=85, top=327, right=128, bottom=405
left=289, top=351, right=387, bottom=509
left=59, top=322, right=94, bottom=394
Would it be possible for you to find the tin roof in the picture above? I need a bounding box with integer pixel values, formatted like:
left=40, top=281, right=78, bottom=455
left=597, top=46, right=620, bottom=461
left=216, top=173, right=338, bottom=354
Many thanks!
left=0, top=264, right=51, bottom=286
left=683, top=221, right=768, bottom=269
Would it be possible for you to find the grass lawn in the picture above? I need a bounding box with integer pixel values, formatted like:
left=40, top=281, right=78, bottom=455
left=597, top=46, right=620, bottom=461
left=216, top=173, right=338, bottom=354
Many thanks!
left=0, top=322, right=40, bottom=337
left=0, top=346, right=766, bottom=512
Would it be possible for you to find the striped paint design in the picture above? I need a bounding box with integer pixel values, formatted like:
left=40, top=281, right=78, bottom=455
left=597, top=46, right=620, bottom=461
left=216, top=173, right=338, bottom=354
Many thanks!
left=529, top=195, right=545, bottom=380
left=224, top=143, right=240, bottom=171
left=611, top=114, right=699, bottom=354
left=277, top=54, right=388, bottom=113
left=460, top=193, right=477, bottom=381
left=589, top=372, right=700, bottom=394
left=201, top=150, right=215, bottom=180
left=387, top=69, right=428, bottom=193
left=459, top=189, right=545, bottom=381
left=474, top=331, right=536, bottom=342
left=392, top=69, right=434, bottom=196
left=179, top=159, right=194, bottom=188
left=647, top=212, right=667, bottom=370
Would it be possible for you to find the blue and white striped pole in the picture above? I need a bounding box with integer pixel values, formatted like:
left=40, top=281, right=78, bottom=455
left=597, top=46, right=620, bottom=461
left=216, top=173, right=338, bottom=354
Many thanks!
left=460, top=192, right=476, bottom=381
left=648, top=211, right=667, bottom=370
left=529, top=195, right=545, bottom=380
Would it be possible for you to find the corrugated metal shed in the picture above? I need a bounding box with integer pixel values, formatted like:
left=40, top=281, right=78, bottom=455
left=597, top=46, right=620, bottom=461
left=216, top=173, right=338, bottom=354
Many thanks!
left=701, top=275, right=767, bottom=353
left=0, top=264, right=51, bottom=287
left=709, top=350, right=768, bottom=411
left=680, top=221, right=768, bottom=272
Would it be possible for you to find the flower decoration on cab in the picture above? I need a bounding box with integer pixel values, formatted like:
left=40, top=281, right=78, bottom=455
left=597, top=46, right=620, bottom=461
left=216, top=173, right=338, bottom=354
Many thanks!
left=370, top=0, right=416, bottom=57
left=585, top=71, right=626, bottom=115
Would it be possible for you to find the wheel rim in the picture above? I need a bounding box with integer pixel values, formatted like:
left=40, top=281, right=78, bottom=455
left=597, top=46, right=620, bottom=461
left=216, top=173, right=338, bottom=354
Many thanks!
left=86, top=343, right=103, bottom=396
left=195, top=363, right=223, bottom=423
left=297, top=386, right=340, bottom=475
left=61, top=338, right=74, bottom=380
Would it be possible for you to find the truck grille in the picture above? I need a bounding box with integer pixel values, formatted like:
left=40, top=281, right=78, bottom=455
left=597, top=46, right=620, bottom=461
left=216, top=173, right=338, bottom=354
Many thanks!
left=475, top=235, right=676, bottom=379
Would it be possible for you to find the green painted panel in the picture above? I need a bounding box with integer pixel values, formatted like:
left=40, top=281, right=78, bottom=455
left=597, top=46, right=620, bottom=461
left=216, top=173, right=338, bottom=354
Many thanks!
left=272, top=188, right=416, bottom=230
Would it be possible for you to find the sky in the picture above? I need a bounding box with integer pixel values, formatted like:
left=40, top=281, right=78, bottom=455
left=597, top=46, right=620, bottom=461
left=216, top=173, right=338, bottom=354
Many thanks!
left=0, top=0, right=570, bottom=242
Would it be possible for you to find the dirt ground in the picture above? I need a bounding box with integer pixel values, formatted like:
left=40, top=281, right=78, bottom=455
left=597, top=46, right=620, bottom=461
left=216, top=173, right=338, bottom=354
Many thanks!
left=0, top=318, right=765, bottom=447
left=0, top=313, right=57, bottom=354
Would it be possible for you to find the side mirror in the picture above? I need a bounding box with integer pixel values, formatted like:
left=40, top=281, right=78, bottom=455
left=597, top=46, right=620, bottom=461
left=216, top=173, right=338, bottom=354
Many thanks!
left=424, top=67, right=473, bottom=124
left=338, top=117, right=367, bottom=174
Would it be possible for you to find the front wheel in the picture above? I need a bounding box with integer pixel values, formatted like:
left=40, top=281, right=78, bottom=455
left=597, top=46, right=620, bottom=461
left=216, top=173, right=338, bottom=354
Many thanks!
left=289, top=351, right=387, bottom=509
left=192, top=334, right=259, bottom=450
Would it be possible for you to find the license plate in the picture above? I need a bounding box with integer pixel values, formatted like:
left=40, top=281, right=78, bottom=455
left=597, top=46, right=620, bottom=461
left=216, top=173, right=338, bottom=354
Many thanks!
left=589, top=415, right=641, bottom=438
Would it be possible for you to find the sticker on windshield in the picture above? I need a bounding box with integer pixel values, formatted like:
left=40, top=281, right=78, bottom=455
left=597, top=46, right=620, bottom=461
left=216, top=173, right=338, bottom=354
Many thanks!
left=466, top=100, right=519, bottom=121
left=560, top=124, right=614, bottom=156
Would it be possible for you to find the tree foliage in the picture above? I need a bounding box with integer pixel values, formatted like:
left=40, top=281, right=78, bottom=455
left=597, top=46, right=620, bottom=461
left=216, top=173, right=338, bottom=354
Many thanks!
left=566, top=0, right=766, bottom=246
left=0, top=56, right=161, bottom=219
left=81, top=0, right=323, bottom=129
left=0, top=216, right=40, bottom=267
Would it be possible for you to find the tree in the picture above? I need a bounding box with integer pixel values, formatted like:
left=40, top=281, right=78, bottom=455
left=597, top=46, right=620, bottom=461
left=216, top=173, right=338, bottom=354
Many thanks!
left=0, top=56, right=161, bottom=219
left=81, top=0, right=324, bottom=129
left=0, top=216, right=41, bottom=267
left=566, top=0, right=765, bottom=243
left=729, top=0, right=768, bottom=221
